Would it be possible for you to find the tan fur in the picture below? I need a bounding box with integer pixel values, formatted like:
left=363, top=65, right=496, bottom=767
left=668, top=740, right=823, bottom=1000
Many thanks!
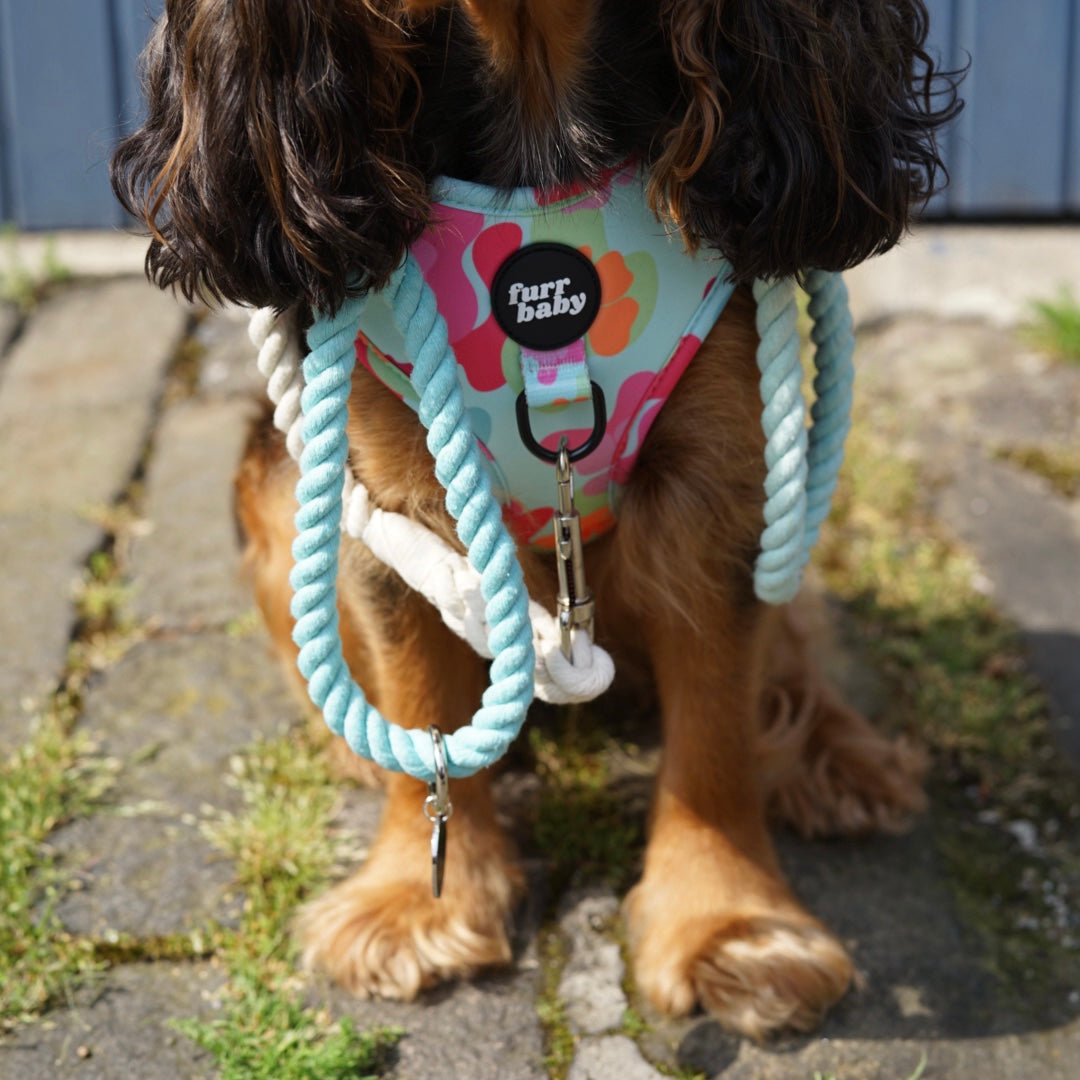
left=446, top=1, right=593, bottom=85
left=234, top=286, right=923, bottom=1037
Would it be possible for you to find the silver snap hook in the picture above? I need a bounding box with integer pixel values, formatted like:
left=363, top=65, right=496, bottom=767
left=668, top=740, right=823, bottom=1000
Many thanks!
left=422, top=726, right=453, bottom=898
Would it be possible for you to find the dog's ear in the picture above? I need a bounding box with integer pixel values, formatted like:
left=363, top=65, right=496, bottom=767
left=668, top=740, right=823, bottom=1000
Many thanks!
left=649, top=0, right=962, bottom=281
left=111, top=0, right=427, bottom=313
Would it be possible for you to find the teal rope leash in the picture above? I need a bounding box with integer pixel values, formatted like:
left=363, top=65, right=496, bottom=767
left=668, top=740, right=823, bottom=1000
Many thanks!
left=752, top=271, right=855, bottom=602
left=753, top=277, right=810, bottom=603
left=289, top=261, right=855, bottom=781
left=290, top=256, right=535, bottom=784
left=804, top=269, right=855, bottom=551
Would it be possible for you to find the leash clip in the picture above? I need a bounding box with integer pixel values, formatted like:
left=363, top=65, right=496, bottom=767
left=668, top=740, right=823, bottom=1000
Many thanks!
left=422, top=726, right=453, bottom=898
left=553, top=440, right=595, bottom=661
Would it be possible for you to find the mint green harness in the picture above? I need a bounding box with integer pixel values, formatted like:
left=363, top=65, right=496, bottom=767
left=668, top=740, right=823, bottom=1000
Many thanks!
left=352, top=165, right=734, bottom=547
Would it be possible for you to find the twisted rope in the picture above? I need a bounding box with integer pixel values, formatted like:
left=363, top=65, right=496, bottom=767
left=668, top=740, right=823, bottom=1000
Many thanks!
left=803, top=269, right=855, bottom=550
left=753, top=278, right=810, bottom=603
left=250, top=310, right=616, bottom=707
left=751, top=272, right=854, bottom=602
left=289, top=258, right=535, bottom=782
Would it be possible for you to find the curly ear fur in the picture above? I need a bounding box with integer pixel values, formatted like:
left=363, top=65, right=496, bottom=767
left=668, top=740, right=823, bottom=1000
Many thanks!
left=111, top=0, right=427, bottom=313
left=649, top=0, right=963, bottom=281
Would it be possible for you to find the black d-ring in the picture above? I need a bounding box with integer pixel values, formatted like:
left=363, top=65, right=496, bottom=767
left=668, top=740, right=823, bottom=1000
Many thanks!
left=515, top=382, right=607, bottom=464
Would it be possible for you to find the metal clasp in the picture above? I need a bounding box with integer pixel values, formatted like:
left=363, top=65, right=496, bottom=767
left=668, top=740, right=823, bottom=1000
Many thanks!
left=422, top=726, right=453, bottom=898
left=553, top=439, right=595, bottom=661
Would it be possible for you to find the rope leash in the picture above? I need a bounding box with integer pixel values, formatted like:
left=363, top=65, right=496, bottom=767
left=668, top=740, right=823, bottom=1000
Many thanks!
left=250, top=309, right=617, bottom=708
left=251, top=265, right=854, bottom=784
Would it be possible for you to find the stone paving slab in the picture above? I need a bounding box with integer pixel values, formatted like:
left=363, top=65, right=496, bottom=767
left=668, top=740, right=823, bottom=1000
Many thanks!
left=130, top=398, right=258, bottom=629
left=78, top=633, right=296, bottom=815
left=845, top=225, right=1080, bottom=328
left=694, top=1024, right=1080, bottom=1080
left=0, top=281, right=187, bottom=745
left=45, top=630, right=292, bottom=943
left=0, top=963, right=225, bottom=1080
left=52, top=813, right=241, bottom=939
left=314, top=973, right=549, bottom=1080
left=854, top=316, right=1080, bottom=766
left=193, top=306, right=270, bottom=401
left=0, top=281, right=187, bottom=513
left=557, top=890, right=627, bottom=1037
left=569, top=1035, right=664, bottom=1080
left=0, top=511, right=100, bottom=752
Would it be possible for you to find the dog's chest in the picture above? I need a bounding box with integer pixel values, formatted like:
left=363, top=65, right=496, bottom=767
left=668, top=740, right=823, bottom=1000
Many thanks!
left=352, top=166, right=735, bottom=548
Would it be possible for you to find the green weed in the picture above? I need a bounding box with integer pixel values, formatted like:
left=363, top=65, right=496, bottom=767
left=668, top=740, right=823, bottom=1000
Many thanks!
left=529, top=726, right=644, bottom=894
left=812, top=1052, right=927, bottom=1080
left=1026, top=288, right=1080, bottom=362
left=0, top=226, right=72, bottom=312
left=172, top=973, right=400, bottom=1080
left=993, top=443, right=1080, bottom=498
left=0, top=710, right=111, bottom=1028
left=172, top=734, right=402, bottom=1077
left=535, top=930, right=575, bottom=1080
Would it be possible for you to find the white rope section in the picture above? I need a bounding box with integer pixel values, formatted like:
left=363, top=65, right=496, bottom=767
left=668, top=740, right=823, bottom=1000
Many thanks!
left=249, top=306, right=615, bottom=705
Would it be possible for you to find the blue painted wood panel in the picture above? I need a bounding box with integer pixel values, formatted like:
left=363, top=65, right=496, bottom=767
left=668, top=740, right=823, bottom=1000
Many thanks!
left=924, top=0, right=1079, bottom=215
left=1068, top=0, right=1080, bottom=210
left=0, top=0, right=121, bottom=228
left=114, top=0, right=164, bottom=135
left=0, top=7, right=9, bottom=222
left=0, top=0, right=1076, bottom=226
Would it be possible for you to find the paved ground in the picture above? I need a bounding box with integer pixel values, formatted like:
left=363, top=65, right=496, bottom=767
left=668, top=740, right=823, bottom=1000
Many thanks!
left=1, top=226, right=1079, bottom=1078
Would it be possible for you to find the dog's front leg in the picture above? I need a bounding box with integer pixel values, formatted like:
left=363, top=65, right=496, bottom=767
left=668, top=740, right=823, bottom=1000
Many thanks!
left=625, top=605, right=854, bottom=1039
left=295, top=557, right=523, bottom=1000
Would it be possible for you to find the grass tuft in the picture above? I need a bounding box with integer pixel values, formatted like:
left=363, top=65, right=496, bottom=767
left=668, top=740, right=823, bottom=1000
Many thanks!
left=0, top=227, right=72, bottom=312
left=1025, top=288, right=1080, bottom=363
left=529, top=725, right=644, bottom=894
left=993, top=443, right=1080, bottom=499
left=0, top=711, right=112, bottom=1028
left=172, top=733, right=402, bottom=1076
left=535, top=930, right=575, bottom=1080
left=172, top=973, right=401, bottom=1080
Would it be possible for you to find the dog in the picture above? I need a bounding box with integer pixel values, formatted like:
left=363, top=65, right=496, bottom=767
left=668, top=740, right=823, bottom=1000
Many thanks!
left=112, top=0, right=960, bottom=1040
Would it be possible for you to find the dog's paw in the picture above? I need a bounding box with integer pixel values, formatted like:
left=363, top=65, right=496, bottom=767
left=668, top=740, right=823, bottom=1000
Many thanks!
left=758, top=683, right=928, bottom=838
left=297, top=859, right=520, bottom=1000
left=625, top=886, right=853, bottom=1040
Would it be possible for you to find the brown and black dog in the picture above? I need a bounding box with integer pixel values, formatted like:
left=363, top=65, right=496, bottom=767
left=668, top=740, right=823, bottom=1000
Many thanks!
left=113, top=0, right=959, bottom=1039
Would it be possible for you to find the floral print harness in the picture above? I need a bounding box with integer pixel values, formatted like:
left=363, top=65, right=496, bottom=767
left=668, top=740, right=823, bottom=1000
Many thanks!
left=353, top=165, right=735, bottom=549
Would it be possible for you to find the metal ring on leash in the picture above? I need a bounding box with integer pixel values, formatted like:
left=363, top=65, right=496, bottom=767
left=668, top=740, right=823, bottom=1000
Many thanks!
left=423, top=726, right=453, bottom=898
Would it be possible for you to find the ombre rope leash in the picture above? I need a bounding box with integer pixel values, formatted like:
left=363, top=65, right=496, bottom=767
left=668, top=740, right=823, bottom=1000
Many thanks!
left=251, top=264, right=855, bottom=782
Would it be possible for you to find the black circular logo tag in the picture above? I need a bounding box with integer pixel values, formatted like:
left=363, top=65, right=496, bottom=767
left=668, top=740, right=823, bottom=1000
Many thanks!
left=491, top=243, right=601, bottom=351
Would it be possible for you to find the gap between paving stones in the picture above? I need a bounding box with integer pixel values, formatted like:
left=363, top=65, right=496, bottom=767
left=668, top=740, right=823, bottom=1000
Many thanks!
left=0, top=287, right=268, bottom=1074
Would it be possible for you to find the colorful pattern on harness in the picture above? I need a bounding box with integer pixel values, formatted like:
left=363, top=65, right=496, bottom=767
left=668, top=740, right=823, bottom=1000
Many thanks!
left=353, top=164, right=735, bottom=548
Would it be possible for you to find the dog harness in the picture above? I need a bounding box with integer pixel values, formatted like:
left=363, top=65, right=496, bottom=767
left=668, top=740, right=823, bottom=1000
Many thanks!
left=258, top=161, right=856, bottom=830
left=352, top=164, right=735, bottom=548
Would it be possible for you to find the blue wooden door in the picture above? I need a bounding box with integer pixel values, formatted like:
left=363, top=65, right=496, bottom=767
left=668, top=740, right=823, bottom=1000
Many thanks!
left=0, top=0, right=1077, bottom=226
left=0, top=0, right=163, bottom=229
left=924, top=0, right=1080, bottom=214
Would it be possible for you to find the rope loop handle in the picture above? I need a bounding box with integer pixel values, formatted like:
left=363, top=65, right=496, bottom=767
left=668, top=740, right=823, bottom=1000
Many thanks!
left=289, top=258, right=536, bottom=782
